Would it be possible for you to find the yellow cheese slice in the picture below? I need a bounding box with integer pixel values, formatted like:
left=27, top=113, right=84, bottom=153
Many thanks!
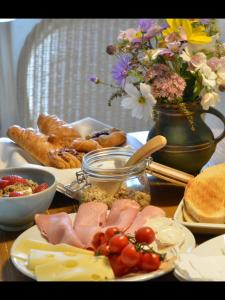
left=28, top=249, right=114, bottom=281
left=12, top=239, right=94, bottom=260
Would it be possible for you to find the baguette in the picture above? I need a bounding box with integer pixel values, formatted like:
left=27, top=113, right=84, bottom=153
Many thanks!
left=7, top=125, right=62, bottom=166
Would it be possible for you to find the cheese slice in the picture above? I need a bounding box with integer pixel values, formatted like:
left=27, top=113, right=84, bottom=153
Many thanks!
left=12, top=239, right=94, bottom=260
left=28, top=249, right=114, bottom=281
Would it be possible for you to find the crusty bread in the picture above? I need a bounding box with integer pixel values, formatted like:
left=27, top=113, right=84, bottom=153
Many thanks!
left=182, top=202, right=198, bottom=223
left=184, top=164, right=225, bottom=224
left=48, top=148, right=82, bottom=169
left=37, top=113, right=81, bottom=146
left=71, top=138, right=102, bottom=152
left=7, top=125, right=83, bottom=169
left=7, top=125, right=62, bottom=166
left=90, top=128, right=126, bottom=148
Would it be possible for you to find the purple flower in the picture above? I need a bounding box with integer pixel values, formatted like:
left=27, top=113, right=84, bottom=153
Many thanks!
left=161, top=22, right=169, bottom=30
left=112, top=54, right=132, bottom=86
left=89, top=75, right=100, bottom=84
left=200, top=19, right=210, bottom=25
left=138, top=19, right=155, bottom=32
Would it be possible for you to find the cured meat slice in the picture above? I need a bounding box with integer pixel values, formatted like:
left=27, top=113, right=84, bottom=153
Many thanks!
left=103, top=199, right=140, bottom=232
left=35, top=212, right=84, bottom=248
left=125, top=205, right=166, bottom=235
left=73, top=202, right=108, bottom=248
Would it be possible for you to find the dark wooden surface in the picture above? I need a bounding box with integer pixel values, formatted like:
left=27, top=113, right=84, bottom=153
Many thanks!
left=0, top=130, right=224, bottom=281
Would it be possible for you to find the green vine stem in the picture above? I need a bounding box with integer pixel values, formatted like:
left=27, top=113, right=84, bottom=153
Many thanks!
left=178, top=103, right=195, bottom=131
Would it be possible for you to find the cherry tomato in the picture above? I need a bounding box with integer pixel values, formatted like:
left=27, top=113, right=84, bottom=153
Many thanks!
left=33, top=183, right=49, bottom=193
left=92, top=232, right=106, bottom=250
left=0, top=179, right=10, bottom=189
left=9, top=191, right=23, bottom=197
left=138, top=252, right=161, bottom=272
left=109, top=254, right=132, bottom=277
left=2, top=175, right=28, bottom=185
left=105, top=227, right=120, bottom=241
left=96, top=243, right=110, bottom=256
left=109, top=233, right=129, bottom=254
left=120, top=243, right=140, bottom=267
left=135, top=227, right=155, bottom=244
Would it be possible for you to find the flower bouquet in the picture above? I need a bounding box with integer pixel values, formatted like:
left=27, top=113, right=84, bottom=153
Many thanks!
left=90, top=18, right=225, bottom=130
left=90, top=19, right=225, bottom=173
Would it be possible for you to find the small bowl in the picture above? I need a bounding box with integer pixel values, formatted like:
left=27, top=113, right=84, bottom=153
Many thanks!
left=0, top=167, right=57, bottom=231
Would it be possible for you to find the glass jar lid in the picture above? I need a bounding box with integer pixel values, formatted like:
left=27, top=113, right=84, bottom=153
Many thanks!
left=82, top=147, right=147, bottom=180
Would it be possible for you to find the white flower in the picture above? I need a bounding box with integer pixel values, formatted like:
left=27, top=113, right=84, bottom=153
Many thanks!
left=199, top=64, right=217, bottom=88
left=121, top=83, right=156, bottom=121
left=201, top=91, right=220, bottom=110
left=190, top=52, right=207, bottom=69
left=150, top=49, right=165, bottom=60
left=180, top=47, right=192, bottom=62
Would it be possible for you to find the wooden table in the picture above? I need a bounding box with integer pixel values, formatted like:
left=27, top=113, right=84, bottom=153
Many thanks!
left=1, top=131, right=225, bottom=281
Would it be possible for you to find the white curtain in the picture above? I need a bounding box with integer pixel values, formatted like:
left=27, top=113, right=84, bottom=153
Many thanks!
left=0, top=22, right=18, bottom=137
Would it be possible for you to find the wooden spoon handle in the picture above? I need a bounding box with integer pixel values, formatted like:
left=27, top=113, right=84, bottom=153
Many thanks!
left=125, top=135, right=167, bottom=167
left=147, top=161, right=194, bottom=184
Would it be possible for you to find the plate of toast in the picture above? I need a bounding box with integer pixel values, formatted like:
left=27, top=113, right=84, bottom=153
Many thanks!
left=173, top=163, right=225, bottom=235
left=1, top=115, right=142, bottom=196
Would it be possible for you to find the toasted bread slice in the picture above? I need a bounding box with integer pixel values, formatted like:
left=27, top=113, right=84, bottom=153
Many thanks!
left=184, top=165, right=225, bottom=224
left=182, top=203, right=198, bottom=223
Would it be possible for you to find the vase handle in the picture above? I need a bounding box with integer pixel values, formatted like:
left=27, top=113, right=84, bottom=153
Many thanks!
left=201, top=107, right=225, bottom=145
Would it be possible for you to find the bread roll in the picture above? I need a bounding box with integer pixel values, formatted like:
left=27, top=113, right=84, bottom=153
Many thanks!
left=89, top=128, right=126, bottom=148
left=48, top=148, right=82, bottom=169
left=37, top=113, right=81, bottom=146
left=184, top=164, right=225, bottom=223
left=71, top=138, right=102, bottom=152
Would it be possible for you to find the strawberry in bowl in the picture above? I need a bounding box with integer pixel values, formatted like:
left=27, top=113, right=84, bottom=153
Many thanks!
left=0, top=167, right=56, bottom=231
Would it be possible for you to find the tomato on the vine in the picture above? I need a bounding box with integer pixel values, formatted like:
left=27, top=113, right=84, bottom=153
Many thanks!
left=92, top=232, right=106, bottom=250
left=120, top=243, right=140, bottom=267
left=138, top=252, right=161, bottom=272
left=105, top=227, right=120, bottom=241
left=109, top=233, right=129, bottom=254
left=109, top=254, right=132, bottom=277
left=96, top=243, right=110, bottom=256
left=135, top=227, right=155, bottom=244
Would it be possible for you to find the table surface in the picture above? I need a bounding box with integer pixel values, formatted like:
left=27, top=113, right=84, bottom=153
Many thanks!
left=0, top=130, right=225, bottom=282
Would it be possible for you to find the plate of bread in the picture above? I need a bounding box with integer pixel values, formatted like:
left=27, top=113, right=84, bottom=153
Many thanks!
left=174, top=163, right=225, bottom=235
left=1, top=114, right=142, bottom=195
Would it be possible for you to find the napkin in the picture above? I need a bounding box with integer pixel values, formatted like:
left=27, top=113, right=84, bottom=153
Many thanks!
left=175, top=253, right=225, bottom=281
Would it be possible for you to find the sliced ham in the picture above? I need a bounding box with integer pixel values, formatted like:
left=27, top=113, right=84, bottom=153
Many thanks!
left=103, top=199, right=140, bottom=232
left=125, top=205, right=166, bottom=235
left=35, top=212, right=84, bottom=248
left=73, top=202, right=108, bottom=248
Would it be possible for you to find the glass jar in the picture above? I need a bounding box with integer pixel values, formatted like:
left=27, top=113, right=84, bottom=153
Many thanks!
left=65, top=147, right=151, bottom=208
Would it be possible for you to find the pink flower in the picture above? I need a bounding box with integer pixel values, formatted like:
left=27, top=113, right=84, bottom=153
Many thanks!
left=207, top=57, right=221, bottom=71
left=151, top=73, right=186, bottom=101
left=145, top=64, right=171, bottom=81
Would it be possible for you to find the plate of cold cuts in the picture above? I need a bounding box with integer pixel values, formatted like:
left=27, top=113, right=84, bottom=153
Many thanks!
left=10, top=199, right=196, bottom=281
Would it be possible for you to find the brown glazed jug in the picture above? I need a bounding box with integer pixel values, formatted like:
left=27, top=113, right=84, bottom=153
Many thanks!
left=147, top=103, right=225, bottom=174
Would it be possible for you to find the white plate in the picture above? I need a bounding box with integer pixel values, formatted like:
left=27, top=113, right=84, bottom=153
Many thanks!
left=0, top=117, right=142, bottom=198
left=173, top=199, right=225, bottom=235
left=174, top=234, right=225, bottom=281
left=11, top=214, right=196, bottom=281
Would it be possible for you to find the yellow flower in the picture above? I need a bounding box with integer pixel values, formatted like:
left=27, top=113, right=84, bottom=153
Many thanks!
left=163, top=19, right=212, bottom=44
